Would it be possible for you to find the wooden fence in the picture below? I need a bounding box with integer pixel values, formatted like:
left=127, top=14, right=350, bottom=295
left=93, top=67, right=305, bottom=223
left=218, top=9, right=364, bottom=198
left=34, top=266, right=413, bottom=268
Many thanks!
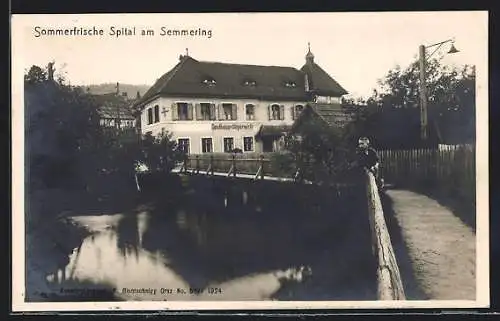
left=365, top=169, right=405, bottom=300
left=378, top=144, right=475, bottom=202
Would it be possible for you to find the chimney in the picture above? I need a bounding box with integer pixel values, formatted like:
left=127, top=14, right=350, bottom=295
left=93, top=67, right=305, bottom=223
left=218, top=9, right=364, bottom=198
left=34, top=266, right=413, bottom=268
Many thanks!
left=47, top=62, right=54, bottom=81
left=116, top=82, right=120, bottom=95
left=136, top=91, right=141, bottom=99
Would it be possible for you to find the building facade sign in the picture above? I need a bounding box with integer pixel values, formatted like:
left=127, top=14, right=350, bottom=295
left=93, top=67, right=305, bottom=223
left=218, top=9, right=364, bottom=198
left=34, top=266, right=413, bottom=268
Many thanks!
left=211, top=123, right=255, bottom=131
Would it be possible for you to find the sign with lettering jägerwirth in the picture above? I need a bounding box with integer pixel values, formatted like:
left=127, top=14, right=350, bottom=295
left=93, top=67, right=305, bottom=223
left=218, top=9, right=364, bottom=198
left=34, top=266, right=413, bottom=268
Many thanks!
left=211, top=123, right=254, bottom=131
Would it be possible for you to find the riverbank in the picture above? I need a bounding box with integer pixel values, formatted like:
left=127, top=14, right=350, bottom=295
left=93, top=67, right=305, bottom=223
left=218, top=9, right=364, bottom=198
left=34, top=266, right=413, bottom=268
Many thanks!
left=25, top=173, right=147, bottom=301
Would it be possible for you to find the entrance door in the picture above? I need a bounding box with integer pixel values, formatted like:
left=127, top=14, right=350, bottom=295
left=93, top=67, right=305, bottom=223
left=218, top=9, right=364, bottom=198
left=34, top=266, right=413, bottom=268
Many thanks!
left=262, top=137, right=274, bottom=153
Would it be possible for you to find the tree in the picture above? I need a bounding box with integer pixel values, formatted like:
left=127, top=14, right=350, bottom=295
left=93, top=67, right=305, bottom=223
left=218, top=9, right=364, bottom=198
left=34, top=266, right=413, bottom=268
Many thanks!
left=24, top=65, right=47, bottom=84
left=347, top=58, right=476, bottom=148
left=25, top=62, right=182, bottom=193
left=135, top=131, right=183, bottom=173
left=25, top=63, right=102, bottom=190
left=272, top=108, right=351, bottom=183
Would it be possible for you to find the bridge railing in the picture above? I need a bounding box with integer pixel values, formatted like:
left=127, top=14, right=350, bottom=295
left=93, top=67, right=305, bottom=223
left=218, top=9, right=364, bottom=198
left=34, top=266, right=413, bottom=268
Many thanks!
left=178, top=154, right=300, bottom=181
left=365, top=169, right=405, bottom=300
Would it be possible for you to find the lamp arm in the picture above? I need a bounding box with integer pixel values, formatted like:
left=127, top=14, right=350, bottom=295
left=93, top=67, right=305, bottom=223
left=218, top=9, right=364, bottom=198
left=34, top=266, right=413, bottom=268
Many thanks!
left=425, top=38, right=454, bottom=49
left=427, top=43, right=445, bottom=60
left=425, top=39, right=454, bottom=60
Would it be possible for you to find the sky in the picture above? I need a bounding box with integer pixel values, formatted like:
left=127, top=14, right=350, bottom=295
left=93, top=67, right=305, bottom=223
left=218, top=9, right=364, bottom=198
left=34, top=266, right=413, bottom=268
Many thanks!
left=13, top=11, right=488, bottom=99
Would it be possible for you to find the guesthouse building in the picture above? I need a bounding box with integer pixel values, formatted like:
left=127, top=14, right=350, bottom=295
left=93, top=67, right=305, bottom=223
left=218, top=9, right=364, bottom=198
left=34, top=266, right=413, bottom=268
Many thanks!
left=134, top=46, right=351, bottom=154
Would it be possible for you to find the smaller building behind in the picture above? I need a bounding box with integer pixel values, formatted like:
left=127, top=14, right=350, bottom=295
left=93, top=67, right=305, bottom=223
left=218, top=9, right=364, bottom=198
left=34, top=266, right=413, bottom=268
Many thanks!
left=92, top=85, right=139, bottom=131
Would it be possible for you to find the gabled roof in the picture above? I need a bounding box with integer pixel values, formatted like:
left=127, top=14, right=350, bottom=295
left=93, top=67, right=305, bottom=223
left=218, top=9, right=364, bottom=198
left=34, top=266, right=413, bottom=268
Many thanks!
left=256, top=125, right=293, bottom=138
left=300, top=62, right=348, bottom=97
left=97, top=105, right=135, bottom=119
left=311, top=103, right=355, bottom=127
left=91, top=93, right=136, bottom=119
left=292, top=103, right=354, bottom=130
left=138, top=56, right=308, bottom=106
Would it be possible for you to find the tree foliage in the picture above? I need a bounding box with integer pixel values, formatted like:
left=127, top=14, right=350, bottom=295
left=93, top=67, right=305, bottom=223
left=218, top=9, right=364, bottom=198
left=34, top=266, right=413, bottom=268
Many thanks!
left=272, top=58, right=475, bottom=183
left=271, top=110, right=354, bottom=183
left=25, top=63, right=180, bottom=193
left=343, top=59, right=476, bottom=149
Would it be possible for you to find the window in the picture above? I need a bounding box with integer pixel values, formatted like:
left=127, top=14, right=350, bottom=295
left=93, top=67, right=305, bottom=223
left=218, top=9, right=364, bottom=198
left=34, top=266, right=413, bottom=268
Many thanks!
left=202, top=78, right=216, bottom=86
left=243, top=137, right=254, bottom=152
left=196, top=103, right=216, bottom=120
left=315, top=96, right=341, bottom=104
left=173, top=102, right=193, bottom=121
left=223, top=137, right=234, bottom=153
left=245, top=104, right=255, bottom=120
left=292, top=105, right=304, bottom=120
left=177, top=138, right=190, bottom=154
left=201, top=138, right=213, bottom=153
left=269, top=104, right=284, bottom=120
left=147, top=108, right=153, bottom=124
left=220, top=103, right=237, bottom=120
left=154, top=105, right=160, bottom=123
left=243, top=79, right=256, bottom=86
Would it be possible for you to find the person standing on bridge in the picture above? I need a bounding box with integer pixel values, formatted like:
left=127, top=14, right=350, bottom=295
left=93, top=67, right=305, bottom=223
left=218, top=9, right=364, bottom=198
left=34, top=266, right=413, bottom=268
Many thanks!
left=355, top=137, right=383, bottom=189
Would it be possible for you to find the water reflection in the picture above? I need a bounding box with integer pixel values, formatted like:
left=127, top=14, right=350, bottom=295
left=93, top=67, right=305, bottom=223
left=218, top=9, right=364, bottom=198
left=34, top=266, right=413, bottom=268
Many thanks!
left=39, top=177, right=377, bottom=301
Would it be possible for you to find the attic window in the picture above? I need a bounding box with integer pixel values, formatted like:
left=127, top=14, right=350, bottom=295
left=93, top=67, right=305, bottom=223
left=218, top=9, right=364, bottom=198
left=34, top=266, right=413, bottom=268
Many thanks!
left=202, top=78, right=216, bottom=86
left=243, top=80, right=256, bottom=87
left=284, top=81, right=297, bottom=88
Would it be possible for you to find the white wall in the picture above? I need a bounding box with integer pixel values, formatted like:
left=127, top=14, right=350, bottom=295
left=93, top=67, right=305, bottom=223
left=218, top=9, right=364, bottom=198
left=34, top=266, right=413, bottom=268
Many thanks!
left=140, top=96, right=307, bottom=154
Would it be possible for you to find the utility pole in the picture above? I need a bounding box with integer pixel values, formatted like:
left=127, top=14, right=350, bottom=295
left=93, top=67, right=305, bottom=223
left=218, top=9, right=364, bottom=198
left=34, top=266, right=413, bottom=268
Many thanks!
left=418, top=39, right=459, bottom=142
left=419, top=45, right=428, bottom=141
left=116, top=82, right=121, bottom=130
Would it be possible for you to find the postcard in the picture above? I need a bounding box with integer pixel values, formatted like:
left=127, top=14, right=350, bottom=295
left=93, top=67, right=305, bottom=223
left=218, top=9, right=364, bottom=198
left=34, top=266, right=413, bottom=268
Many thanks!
left=11, top=11, right=489, bottom=312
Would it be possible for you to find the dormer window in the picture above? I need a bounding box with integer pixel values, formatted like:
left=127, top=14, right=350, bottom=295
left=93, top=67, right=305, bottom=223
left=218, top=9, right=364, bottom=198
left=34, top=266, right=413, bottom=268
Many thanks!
left=243, top=79, right=257, bottom=87
left=202, top=78, right=216, bottom=86
left=284, top=81, right=297, bottom=88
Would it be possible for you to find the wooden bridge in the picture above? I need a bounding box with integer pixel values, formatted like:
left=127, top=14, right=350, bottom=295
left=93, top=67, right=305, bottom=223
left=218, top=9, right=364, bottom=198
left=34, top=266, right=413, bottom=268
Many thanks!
left=172, top=154, right=302, bottom=183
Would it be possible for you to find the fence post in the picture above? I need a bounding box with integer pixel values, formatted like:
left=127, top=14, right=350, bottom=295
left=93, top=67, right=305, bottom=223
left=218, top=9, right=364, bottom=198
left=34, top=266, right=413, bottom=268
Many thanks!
left=232, top=153, right=237, bottom=177
left=260, top=154, right=265, bottom=180
left=196, top=155, right=200, bottom=174
left=210, top=155, right=214, bottom=176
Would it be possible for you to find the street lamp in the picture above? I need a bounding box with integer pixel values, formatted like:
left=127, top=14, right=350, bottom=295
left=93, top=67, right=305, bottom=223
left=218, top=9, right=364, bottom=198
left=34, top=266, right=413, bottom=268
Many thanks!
left=419, top=39, right=459, bottom=141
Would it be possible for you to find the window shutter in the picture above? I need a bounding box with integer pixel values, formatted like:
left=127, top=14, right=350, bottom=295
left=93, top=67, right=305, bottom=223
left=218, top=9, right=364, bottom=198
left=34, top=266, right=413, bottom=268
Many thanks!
left=148, top=108, right=153, bottom=124
left=187, top=103, right=194, bottom=120
left=210, top=103, right=216, bottom=120
left=268, top=105, right=272, bottom=120
left=171, top=103, right=178, bottom=120
left=218, top=104, right=224, bottom=120
left=291, top=106, right=296, bottom=120
left=195, top=103, right=202, bottom=120
left=154, top=105, right=160, bottom=122
left=232, top=104, right=237, bottom=120
left=280, top=105, right=285, bottom=120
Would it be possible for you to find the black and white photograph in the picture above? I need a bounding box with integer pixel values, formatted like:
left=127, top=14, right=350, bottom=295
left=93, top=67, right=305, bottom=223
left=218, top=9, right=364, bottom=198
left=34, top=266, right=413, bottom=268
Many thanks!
left=11, top=12, right=488, bottom=311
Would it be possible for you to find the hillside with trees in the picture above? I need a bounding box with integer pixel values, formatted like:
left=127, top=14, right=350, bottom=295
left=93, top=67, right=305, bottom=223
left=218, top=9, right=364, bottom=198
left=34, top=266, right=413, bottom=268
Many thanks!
left=84, top=83, right=150, bottom=99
